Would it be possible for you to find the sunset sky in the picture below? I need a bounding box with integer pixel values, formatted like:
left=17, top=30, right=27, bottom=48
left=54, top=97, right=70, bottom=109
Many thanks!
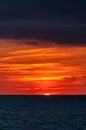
left=0, top=0, right=86, bottom=95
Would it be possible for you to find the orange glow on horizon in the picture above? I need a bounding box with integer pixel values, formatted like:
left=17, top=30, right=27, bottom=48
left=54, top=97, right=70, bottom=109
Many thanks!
left=44, top=93, right=51, bottom=96
left=0, top=39, right=86, bottom=95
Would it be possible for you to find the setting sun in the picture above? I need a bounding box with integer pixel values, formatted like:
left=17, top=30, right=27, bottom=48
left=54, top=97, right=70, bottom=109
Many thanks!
left=44, top=93, right=51, bottom=96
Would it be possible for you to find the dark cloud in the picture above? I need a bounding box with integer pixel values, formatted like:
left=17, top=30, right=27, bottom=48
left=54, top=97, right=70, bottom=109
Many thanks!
left=0, top=0, right=86, bottom=45
left=63, top=77, right=77, bottom=82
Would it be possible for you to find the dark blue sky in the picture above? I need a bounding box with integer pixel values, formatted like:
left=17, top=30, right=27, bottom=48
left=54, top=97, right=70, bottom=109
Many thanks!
left=0, top=0, right=86, bottom=45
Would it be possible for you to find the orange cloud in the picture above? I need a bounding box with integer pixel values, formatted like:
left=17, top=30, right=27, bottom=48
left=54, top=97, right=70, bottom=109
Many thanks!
left=0, top=39, right=86, bottom=95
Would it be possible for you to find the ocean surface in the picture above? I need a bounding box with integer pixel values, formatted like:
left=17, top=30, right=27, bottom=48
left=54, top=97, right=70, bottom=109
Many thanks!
left=0, top=96, right=86, bottom=130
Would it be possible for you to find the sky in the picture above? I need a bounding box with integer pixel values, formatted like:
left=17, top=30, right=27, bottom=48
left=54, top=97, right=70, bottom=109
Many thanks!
left=0, top=0, right=86, bottom=95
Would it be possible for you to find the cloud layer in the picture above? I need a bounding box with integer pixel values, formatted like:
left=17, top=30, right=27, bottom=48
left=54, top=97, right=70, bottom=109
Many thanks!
left=0, top=0, right=86, bottom=44
left=0, top=39, right=86, bottom=94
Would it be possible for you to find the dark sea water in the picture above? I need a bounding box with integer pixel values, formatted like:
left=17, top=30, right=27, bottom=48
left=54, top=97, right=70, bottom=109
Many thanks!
left=0, top=96, right=86, bottom=130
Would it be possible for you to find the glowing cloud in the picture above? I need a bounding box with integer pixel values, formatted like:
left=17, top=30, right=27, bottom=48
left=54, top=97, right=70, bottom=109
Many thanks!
left=0, top=39, right=86, bottom=95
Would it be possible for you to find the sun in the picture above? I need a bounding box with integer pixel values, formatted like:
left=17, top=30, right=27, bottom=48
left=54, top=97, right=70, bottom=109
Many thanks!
left=44, top=93, right=51, bottom=96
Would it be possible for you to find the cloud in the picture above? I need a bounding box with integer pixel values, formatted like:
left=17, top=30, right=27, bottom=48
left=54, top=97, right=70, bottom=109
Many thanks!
left=62, top=77, right=77, bottom=82
left=0, top=39, right=86, bottom=94
left=0, top=0, right=86, bottom=44
left=0, top=18, right=86, bottom=44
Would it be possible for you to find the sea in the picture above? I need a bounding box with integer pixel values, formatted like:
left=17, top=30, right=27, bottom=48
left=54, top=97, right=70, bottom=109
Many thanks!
left=0, top=95, right=86, bottom=130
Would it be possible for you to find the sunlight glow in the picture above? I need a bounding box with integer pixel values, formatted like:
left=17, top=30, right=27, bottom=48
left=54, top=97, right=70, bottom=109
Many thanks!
left=0, top=39, right=86, bottom=95
left=44, top=93, right=51, bottom=96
